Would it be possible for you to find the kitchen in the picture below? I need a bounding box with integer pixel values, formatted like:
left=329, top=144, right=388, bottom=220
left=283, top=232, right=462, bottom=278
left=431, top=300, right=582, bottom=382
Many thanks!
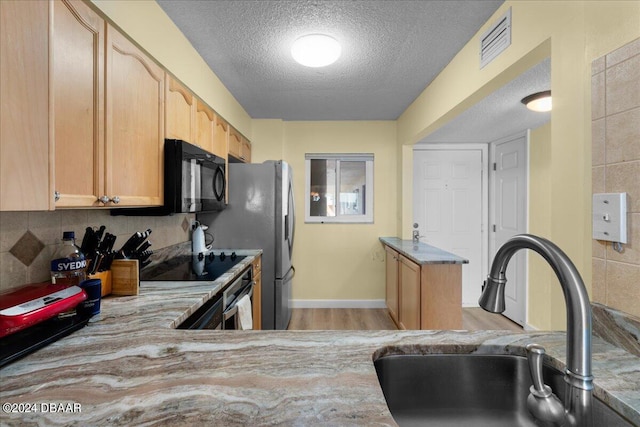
left=1, top=0, right=640, bottom=425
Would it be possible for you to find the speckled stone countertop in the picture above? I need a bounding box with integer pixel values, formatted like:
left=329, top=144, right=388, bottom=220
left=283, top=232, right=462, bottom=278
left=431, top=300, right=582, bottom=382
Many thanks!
left=380, top=237, right=469, bottom=264
left=1, top=252, right=639, bottom=426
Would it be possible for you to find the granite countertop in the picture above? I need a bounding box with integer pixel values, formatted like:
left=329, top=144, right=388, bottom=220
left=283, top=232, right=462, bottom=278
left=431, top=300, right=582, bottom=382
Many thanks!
left=379, top=236, right=469, bottom=264
left=1, top=251, right=639, bottom=426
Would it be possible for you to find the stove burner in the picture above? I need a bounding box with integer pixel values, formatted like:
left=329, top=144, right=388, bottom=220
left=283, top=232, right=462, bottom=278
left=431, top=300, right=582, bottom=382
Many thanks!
left=140, top=252, right=246, bottom=282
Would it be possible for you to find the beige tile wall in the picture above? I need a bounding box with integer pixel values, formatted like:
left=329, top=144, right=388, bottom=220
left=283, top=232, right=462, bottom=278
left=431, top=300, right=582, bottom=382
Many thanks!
left=0, top=210, right=194, bottom=293
left=591, top=37, right=640, bottom=319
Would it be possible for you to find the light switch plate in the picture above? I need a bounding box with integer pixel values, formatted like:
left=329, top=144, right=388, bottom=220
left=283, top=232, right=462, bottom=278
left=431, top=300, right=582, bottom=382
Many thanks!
left=592, top=193, right=627, bottom=243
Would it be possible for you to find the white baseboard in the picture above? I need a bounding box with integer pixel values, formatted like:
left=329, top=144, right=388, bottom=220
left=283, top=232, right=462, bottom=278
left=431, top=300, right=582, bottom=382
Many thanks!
left=291, top=299, right=387, bottom=309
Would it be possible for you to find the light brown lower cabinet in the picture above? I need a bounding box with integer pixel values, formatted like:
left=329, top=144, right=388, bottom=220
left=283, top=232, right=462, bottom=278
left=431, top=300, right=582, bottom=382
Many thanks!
left=399, top=254, right=421, bottom=330
left=384, top=246, right=399, bottom=325
left=252, top=255, right=262, bottom=330
left=385, top=245, right=462, bottom=330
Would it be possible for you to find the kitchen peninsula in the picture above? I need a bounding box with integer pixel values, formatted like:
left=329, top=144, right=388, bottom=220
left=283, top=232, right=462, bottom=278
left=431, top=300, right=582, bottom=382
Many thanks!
left=1, top=297, right=639, bottom=425
left=380, top=237, right=468, bottom=330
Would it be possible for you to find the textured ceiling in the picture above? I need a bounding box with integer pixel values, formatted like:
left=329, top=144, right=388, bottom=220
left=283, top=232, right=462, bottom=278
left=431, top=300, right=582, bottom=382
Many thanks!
left=420, top=58, right=551, bottom=143
left=157, top=0, right=504, bottom=121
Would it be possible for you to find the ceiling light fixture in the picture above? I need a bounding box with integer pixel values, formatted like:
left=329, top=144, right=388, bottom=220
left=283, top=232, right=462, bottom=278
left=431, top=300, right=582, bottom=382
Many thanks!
left=521, top=90, right=552, bottom=112
left=291, top=34, right=341, bottom=68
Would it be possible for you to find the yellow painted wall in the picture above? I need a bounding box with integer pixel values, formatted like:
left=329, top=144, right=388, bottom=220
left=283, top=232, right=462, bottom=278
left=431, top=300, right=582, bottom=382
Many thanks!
left=251, top=120, right=285, bottom=163
left=90, top=0, right=252, bottom=138
left=398, top=1, right=640, bottom=330
left=87, top=0, right=639, bottom=321
left=279, top=121, right=397, bottom=301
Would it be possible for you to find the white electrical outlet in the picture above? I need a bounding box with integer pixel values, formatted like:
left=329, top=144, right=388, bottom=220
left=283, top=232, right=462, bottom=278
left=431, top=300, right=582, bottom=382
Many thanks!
left=592, top=193, right=627, bottom=243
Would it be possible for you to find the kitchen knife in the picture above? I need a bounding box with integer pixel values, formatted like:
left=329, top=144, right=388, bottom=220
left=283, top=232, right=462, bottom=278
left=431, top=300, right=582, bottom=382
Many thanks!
left=80, top=227, right=94, bottom=253
left=136, top=240, right=152, bottom=254
left=118, top=232, right=141, bottom=256
left=136, top=250, right=153, bottom=265
left=89, top=253, right=104, bottom=275
left=95, top=225, right=106, bottom=241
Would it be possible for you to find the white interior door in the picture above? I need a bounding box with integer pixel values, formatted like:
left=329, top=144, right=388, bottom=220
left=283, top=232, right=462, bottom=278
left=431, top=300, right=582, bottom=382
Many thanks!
left=490, top=133, right=528, bottom=326
left=413, top=149, right=484, bottom=306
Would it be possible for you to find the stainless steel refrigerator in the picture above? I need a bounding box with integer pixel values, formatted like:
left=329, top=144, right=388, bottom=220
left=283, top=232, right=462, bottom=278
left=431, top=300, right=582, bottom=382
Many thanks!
left=199, top=160, right=295, bottom=330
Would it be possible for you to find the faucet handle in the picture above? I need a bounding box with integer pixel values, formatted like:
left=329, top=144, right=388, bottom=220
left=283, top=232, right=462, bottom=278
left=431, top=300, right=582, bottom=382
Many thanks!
left=526, top=343, right=551, bottom=397
left=525, top=343, right=565, bottom=423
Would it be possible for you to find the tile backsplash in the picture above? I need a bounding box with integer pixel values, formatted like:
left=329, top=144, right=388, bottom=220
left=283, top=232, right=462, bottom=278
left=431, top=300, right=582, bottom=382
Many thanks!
left=591, top=37, right=640, bottom=320
left=0, top=210, right=193, bottom=293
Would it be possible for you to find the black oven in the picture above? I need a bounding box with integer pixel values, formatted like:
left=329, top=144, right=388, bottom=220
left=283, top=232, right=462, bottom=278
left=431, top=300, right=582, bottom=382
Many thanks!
left=176, top=293, right=223, bottom=330
left=222, top=266, right=254, bottom=330
left=175, top=264, right=253, bottom=330
left=113, top=139, right=226, bottom=216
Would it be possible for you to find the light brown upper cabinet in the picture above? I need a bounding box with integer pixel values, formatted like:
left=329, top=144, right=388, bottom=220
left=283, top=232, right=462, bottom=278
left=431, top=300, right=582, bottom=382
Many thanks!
left=105, top=23, right=164, bottom=207
left=228, top=126, right=251, bottom=163
left=166, top=75, right=226, bottom=158
left=165, top=74, right=195, bottom=143
left=52, top=1, right=164, bottom=208
left=195, top=99, right=216, bottom=155
left=241, top=136, right=252, bottom=163
left=0, top=0, right=51, bottom=211
left=214, top=114, right=229, bottom=158
left=52, top=0, right=105, bottom=208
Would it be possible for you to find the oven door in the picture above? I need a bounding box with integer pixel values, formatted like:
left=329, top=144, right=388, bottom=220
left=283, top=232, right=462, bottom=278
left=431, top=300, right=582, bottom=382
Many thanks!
left=223, top=280, right=254, bottom=330
left=176, top=294, right=223, bottom=330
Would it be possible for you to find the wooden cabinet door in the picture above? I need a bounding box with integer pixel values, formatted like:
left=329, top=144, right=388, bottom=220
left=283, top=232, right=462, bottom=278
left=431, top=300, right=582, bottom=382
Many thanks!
left=385, top=246, right=399, bottom=325
left=241, top=136, right=252, bottom=163
left=399, top=255, right=421, bottom=330
left=52, top=0, right=104, bottom=208
left=0, top=0, right=50, bottom=211
left=213, top=114, right=228, bottom=158
left=195, top=99, right=215, bottom=154
left=421, top=264, right=462, bottom=329
left=165, top=75, right=195, bottom=142
left=252, top=255, right=262, bottom=330
left=228, top=126, right=242, bottom=160
left=106, top=24, right=164, bottom=206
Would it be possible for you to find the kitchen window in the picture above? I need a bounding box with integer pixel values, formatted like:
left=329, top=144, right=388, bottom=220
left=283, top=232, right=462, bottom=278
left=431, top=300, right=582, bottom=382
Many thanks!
left=304, top=153, right=374, bottom=223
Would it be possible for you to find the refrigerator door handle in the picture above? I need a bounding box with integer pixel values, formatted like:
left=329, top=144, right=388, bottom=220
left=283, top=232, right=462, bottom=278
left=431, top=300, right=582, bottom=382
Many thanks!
left=285, top=214, right=289, bottom=241
left=282, top=266, right=295, bottom=282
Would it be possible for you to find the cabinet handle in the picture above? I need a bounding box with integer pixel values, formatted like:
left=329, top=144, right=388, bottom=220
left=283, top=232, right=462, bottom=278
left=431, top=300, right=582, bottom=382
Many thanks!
left=98, top=195, right=120, bottom=205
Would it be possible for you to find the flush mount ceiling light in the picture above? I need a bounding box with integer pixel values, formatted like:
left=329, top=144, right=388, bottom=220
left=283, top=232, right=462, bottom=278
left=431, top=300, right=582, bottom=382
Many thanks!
left=291, top=34, right=341, bottom=68
left=521, top=90, right=552, bottom=112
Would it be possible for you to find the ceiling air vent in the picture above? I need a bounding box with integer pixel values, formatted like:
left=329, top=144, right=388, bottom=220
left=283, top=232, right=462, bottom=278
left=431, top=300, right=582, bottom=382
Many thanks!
left=480, top=8, right=511, bottom=69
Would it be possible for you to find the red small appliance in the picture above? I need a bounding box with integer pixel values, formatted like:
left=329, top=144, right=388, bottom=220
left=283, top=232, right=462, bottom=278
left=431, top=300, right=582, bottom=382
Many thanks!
left=0, top=282, right=87, bottom=338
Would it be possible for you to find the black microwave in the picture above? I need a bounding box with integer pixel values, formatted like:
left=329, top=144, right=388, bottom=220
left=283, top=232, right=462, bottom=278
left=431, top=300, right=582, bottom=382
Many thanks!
left=113, top=139, right=226, bottom=216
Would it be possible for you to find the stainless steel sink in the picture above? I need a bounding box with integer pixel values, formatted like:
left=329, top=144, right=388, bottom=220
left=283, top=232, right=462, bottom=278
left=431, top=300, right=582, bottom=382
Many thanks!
left=374, top=353, right=633, bottom=427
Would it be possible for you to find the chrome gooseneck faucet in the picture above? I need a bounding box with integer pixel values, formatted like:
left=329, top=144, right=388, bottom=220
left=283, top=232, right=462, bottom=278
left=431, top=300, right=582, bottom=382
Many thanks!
left=479, top=234, right=593, bottom=426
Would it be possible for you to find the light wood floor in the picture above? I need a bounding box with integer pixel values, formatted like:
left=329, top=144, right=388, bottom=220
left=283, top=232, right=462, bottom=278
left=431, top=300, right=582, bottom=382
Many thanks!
left=288, top=307, right=523, bottom=332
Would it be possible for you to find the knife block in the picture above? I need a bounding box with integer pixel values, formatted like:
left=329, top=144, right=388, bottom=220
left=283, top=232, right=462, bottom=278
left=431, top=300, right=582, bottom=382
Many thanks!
left=109, top=259, right=139, bottom=296
left=88, top=270, right=112, bottom=297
